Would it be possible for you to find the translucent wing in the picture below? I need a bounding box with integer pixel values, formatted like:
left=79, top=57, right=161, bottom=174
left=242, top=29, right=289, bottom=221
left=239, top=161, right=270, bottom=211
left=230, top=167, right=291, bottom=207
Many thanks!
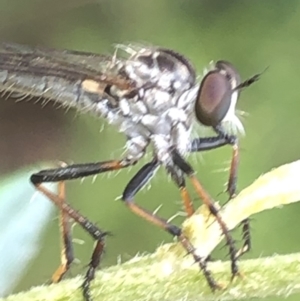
left=0, top=43, right=133, bottom=110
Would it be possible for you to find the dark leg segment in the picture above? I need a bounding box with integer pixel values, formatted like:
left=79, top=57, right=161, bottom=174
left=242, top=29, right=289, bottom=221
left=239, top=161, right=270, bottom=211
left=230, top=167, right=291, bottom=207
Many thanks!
left=82, top=239, right=106, bottom=301
left=189, top=136, right=229, bottom=152
left=122, top=159, right=220, bottom=290
left=31, top=159, right=134, bottom=183
left=235, top=219, right=251, bottom=259
left=171, top=149, right=239, bottom=278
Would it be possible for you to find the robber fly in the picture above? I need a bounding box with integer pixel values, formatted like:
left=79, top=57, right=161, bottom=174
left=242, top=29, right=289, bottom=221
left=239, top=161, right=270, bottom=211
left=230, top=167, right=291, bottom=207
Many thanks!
left=0, top=42, right=260, bottom=301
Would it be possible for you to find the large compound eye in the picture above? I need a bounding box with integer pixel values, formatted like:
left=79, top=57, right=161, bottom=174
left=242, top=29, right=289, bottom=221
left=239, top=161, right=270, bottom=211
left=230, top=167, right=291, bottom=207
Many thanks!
left=195, top=70, right=232, bottom=126
left=195, top=61, right=241, bottom=127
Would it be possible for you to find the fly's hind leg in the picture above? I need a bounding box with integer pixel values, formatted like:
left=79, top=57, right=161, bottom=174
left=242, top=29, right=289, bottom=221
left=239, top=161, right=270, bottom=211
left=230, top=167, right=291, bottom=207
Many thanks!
left=30, top=159, right=134, bottom=301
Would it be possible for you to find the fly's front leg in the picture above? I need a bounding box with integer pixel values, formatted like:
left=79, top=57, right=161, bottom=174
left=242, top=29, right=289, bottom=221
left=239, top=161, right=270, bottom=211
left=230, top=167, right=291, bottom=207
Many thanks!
left=189, top=130, right=251, bottom=259
left=122, top=159, right=221, bottom=290
left=213, top=125, right=251, bottom=259
left=30, top=159, right=135, bottom=301
left=171, top=149, right=239, bottom=280
left=189, top=130, right=238, bottom=198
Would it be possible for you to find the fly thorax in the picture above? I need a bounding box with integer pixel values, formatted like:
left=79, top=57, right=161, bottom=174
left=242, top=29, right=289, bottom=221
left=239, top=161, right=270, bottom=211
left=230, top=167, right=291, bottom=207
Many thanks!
left=124, top=46, right=196, bottom=92
left=112, top=45, right=200, bottom=163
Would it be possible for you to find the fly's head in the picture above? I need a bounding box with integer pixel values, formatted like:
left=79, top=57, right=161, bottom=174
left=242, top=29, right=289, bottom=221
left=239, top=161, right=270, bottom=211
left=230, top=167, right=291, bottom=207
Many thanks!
left=194, top=60, right=261, bottom=135
left=195, top=61, right=242, bottom=135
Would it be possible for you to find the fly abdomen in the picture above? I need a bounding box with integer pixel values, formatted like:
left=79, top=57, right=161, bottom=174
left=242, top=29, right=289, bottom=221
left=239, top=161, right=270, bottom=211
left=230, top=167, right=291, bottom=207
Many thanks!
left=0, top=69, right=117, bottom=114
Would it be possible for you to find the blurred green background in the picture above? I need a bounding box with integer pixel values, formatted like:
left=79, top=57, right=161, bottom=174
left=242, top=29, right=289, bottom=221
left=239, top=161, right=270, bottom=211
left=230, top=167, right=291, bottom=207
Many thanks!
left=0, top=0, right=300, bottom=300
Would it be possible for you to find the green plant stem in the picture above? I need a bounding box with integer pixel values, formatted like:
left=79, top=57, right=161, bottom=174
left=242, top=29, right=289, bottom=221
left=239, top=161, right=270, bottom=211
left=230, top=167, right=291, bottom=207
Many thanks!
left=2, top=251, right=300, bottom=301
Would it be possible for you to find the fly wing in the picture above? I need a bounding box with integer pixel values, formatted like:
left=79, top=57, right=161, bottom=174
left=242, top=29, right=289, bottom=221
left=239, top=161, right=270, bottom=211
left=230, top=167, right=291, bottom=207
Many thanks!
left=0, top=43, right=133, bottom=111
